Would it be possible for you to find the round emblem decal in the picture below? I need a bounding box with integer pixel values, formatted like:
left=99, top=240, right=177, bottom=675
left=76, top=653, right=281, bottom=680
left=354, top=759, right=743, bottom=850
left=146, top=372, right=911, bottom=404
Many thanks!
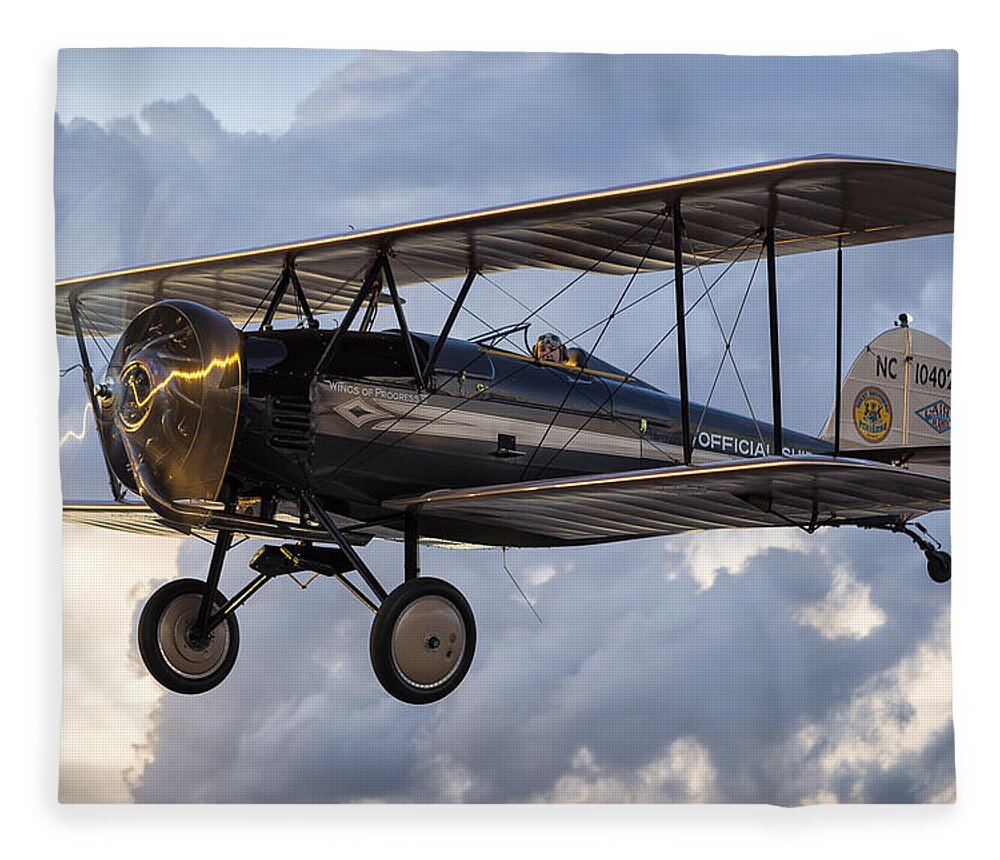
left=853, top=386, right=893, bottom=443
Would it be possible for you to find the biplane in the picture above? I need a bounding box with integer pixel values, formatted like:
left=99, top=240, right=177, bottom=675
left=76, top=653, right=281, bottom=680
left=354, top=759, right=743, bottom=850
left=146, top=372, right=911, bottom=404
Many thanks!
left=58, top=156, right=954, bottom=704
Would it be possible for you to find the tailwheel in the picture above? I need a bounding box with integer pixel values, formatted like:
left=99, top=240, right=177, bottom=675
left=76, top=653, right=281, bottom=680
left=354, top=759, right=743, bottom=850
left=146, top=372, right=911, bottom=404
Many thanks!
left=925, top=549, right=952, bottom=584
left=138, top=578, right=240, bottom=694
left=370, top=577, right=476, bottom=704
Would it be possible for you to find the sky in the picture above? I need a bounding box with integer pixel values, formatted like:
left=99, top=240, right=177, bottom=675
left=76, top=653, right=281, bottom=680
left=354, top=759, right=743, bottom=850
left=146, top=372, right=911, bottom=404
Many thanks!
left=55, top=49, right=956, bottom=804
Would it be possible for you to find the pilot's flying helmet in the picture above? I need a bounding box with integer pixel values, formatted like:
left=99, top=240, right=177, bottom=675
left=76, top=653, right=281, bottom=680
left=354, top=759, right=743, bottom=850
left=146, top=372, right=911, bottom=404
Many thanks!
left=535, top=332, right=566, bottom=361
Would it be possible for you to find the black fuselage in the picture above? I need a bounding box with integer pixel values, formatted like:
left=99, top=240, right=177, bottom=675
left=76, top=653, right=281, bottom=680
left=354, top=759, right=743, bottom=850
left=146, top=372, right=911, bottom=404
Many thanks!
left=227, top=328, right=828, bottom=542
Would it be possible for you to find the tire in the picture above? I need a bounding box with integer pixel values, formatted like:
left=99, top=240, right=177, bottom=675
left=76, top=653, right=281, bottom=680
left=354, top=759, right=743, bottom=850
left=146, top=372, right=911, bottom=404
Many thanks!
left=926, top=550, right=952, bottom=584
left=370, top=577, right=476, bottom=705
left=138, top=578, right=240, bottom=694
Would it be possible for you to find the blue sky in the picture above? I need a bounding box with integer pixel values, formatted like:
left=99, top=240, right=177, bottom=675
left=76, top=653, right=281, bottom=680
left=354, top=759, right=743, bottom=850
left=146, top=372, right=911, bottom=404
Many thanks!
left=56, top=49, right=956, bottom=804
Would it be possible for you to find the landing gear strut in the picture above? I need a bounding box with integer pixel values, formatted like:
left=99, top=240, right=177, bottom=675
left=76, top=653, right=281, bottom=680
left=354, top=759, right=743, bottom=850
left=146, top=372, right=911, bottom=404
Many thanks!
left=300, top=500, right=477, bottom=704
left=137, top=497, right=478, bottom=702
left=867, top=520, right=952, bottom=584
left=900, top=522, right=951, bottom=583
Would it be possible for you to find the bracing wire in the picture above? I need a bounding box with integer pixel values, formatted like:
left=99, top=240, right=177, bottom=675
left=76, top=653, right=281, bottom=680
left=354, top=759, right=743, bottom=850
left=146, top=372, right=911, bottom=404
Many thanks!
left=532, top=228, right=762, bottom=473
left=686, top=224, right=766, bottom=445
left=323, top=213, right=669, bottom=476
left=502, top=547, right=543, bottom=626
left=241, top=270, right=282, bottom=331
left=392, top=255, right=679, bottom=462
left=332, top=225, right=763, bottom=481
left=394, top=257, right=527, bottom=356
left=476, top=270, right=572, bottom=346
left=75, top=304, right=113, bottom=367
left=311, top=260, right=371, bottom=316
left=517, top=212, right=670, bottom=480
left=692, top=239, right=767, bottom=445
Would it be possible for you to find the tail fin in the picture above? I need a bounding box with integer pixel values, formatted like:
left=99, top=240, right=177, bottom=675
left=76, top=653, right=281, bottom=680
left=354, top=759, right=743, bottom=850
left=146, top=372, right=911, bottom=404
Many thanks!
left=823, top=321, right=951, bottom=462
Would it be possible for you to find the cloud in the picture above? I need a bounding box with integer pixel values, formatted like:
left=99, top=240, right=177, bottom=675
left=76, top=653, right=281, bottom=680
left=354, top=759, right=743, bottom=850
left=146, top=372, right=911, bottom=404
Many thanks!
left=55, top=52, right=956, bottom=443
left=140, top=95, right=227, bottom=163
left=669, top=528, right=811, bottom=591
left=113, top=527, right=953, bottom=804
left=794, top=565, right=886, bottom=641
left=59, top=526, right=173, bottom=802
left=536, top=737, right=718, bottom=803
left=780, top=612, right=954, bottom=803
left=526, top=564, right=558, bottom=587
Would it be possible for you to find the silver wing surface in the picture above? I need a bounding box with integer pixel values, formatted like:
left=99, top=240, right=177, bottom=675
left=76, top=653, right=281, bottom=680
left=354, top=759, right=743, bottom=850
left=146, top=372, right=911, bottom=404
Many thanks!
left=62, top=502, right=374, bottom=545
left=56, top=156, right=954, bottom=335
left=63, top=502, right=212, bottom=539
left=382, top=457, right=949, bottom=547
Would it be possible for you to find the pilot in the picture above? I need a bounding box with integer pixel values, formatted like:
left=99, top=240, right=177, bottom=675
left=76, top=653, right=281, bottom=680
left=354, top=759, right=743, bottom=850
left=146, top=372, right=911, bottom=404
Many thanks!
left=535, top=332, right=567, bottom=363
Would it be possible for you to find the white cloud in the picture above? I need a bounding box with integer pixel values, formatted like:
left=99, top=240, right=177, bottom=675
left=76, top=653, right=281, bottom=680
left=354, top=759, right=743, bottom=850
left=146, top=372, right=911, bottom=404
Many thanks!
left=538, top=737, right=717, bottom=803
left=781, top=612, right=954, bottom=803
left=59, top=525, right=176, bottom=802
left=795, top=565, right=886, bottom=640
left=670, top=529, right=811, bottom=591
left=527, top=564, right=558, bottom=587
left=412, top=751, right=476, bottom=804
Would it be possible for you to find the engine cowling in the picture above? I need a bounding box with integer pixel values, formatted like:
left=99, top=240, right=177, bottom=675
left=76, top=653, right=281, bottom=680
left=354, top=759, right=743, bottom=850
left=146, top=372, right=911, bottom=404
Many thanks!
left=95, top=300, right=242, bottom=507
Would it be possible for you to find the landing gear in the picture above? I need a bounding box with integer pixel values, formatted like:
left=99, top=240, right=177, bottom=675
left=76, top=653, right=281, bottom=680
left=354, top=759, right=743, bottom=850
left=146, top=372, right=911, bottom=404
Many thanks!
left=137, top=578, right=240, bottom=694
left=903, top=522, right=952, bottom=584
left=925, top=548, right=952, bottom=584
left=369, top=577, right=477, bottom=705
left=135, top=499, right=477, bottom=703
left=302, top=498, right=477, bottom=703
left=864, top=519, right=951, bottom=584
left=138, top=527, right=250, bottom=695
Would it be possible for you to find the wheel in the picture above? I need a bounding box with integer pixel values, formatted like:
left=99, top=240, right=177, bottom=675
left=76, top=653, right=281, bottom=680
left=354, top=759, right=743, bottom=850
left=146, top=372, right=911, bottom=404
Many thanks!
left=369, top=577, right=476, bottom=705
left=926, top=550, right=952, bottom=584
left=138, top=578, right=240, bottom=694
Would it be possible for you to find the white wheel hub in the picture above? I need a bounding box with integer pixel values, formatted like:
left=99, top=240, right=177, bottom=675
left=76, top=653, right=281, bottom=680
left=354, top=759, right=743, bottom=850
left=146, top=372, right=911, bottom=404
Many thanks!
left=391, top=595, right=466, bottom=688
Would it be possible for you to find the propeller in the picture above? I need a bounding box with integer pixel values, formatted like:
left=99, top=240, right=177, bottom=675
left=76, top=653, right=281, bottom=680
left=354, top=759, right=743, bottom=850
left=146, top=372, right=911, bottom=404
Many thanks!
left=95, top=301, right=242, bottom=509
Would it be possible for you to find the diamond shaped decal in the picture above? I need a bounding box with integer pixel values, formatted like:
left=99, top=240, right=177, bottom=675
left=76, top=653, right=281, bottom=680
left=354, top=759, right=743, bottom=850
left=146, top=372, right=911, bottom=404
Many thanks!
left=334, top=397, right=391, bottom=428
left=914, top=399, right=950, bottom=434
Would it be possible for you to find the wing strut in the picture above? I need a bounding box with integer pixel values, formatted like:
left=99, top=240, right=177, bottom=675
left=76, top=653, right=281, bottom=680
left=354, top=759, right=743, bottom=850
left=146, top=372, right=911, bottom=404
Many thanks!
left=260, top=266, right=290, bottom=330
left=287, top=263, right=318, bottom=329
left=261, top=262, right=318, bottom=330
left=312, top=254, right=384, bottom=382
left=672, top=205, right=693, bottom=465
left=834, top=237, right=844, bottom=455
left=765, top=222, right=783, bottom=456
left=381, top=255, right=426, bottom=390
left=425, top=267, right=478, bottom=384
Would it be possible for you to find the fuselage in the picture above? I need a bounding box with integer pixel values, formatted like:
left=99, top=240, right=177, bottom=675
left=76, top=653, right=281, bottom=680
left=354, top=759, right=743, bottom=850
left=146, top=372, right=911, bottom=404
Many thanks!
left=226, top=328, right=828, bottom=540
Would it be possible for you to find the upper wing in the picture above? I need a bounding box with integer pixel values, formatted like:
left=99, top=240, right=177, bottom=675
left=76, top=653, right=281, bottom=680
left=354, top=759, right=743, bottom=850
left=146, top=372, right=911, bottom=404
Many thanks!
left=55, top=155, right=955, bottom=335
left=382, top=456, right=949, bottom=547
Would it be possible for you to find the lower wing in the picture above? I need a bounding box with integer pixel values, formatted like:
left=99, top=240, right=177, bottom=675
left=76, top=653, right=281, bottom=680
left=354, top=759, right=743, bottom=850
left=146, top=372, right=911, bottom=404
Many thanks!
left=63, top=456, right=948, bottom=548
left=383, top=455, right=949, bottom=547
left=61, top=501, right=373, bottom=545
